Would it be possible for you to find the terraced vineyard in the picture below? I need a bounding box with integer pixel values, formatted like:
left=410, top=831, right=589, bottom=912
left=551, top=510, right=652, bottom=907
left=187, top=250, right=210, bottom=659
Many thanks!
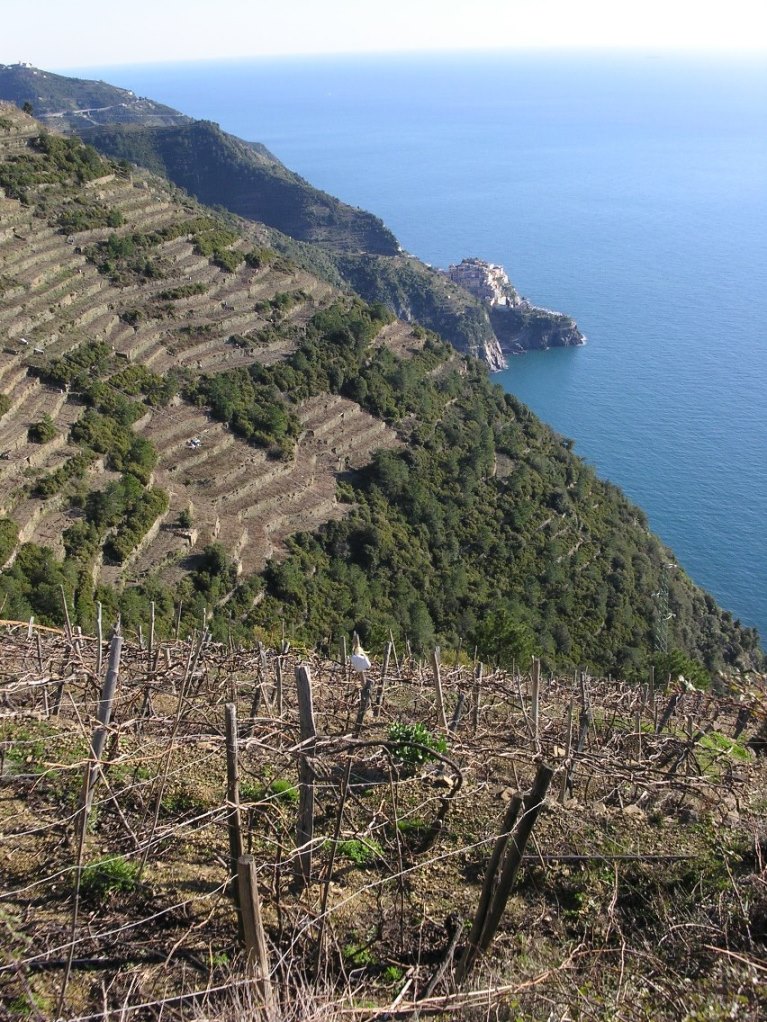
left=0, top=104, right=406, bottom=594
left=0, top=101, right=762, bottom=683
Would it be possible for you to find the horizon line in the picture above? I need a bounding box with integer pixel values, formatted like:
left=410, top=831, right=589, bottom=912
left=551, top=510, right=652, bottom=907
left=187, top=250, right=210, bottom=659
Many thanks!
left=28, top=43, right=767, bottom=74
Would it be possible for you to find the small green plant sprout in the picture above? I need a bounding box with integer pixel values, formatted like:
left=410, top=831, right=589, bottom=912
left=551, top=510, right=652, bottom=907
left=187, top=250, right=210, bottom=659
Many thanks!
left=343, top=941, right=375, bottom=967
left=79, top=855, right=140, bottom=904
left=387, top=721, right=447, bottom=767
left=382, top=965, right=404, bottom=984
left=241, top=777, right=299, bottom=806
left=334, top=837, right=383, bottom=866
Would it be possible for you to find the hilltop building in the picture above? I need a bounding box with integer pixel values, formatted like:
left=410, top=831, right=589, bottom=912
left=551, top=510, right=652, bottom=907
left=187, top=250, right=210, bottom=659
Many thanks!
left=443, top=257, right=517, bottom=306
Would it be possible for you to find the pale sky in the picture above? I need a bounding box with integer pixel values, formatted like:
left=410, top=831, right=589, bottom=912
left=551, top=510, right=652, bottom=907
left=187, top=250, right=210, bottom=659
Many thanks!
left=3, top=0, right=766, bottom=70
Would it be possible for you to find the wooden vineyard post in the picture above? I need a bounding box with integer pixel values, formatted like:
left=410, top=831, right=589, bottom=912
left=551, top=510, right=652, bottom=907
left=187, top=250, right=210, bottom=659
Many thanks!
left=531, top=657, right=541, bottom=751
left=274, top=654, right=284, bottom=717
left=340, top=635, right=348, bottom=683
left=472, top=662, right=483, bottom=734
left=373, top=639, right=392, bottom=718
left=225, top=704, right=243, bottom=911
left=60, top=584, right=72, bottom=642
left=456, top=762, right=555, bottom=983
left=295, top=665, right=317, bottom=889
left=457, top=793, right=523, bottom=984
left=148, top=600, right=155, bottom=668
left=95, top=602, right=103, bottom=680
left=432, top=646, right=448, bottom=731
left=237, top=855, right=274, bottom=1011
left=82, top=631, right=123, bottom=814
left=449, top=691, right=466, bottom=734
left=560, top=698, right=574, bottom=803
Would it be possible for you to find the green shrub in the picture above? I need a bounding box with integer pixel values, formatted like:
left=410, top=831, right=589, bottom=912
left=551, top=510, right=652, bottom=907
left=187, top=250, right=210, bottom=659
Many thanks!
left=245, top=247, right=276, bottom=269
left=335, top=838, right=383, bottom=865
left=241, top=777, right=299, bottom=806
left=387, top=722, right=447, bottom=767
left=103, top=486, right=169, bottom=564
left=33, top=451, right=96, bottom=498
left=158, top=282, right=208, bottom=300
left=0, top=518, right=19, bottom=564
left=28, top=414, right=58, bottom=444
left=79, top=855, right=139, bottom=903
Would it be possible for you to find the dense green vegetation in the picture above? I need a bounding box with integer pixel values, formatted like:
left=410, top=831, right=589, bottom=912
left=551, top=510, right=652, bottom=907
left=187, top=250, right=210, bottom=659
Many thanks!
left=0, top=519, right=19, bottom=565
left=0, top=103, right=761, bottom=683
left=57, top=199, right=124, bottom=233
left=186, top=299, right=401, bottom=455
left=33, top=452, right=96, bottom=499
left=0, top=132, right=111, bottom=204
left=186, top=369, right=301, bottom=456
left=241, top=342, right=760, bottom=679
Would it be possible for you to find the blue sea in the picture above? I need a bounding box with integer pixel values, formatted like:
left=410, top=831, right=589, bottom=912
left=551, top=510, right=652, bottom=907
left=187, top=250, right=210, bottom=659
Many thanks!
left=65, top=52, right=767, bottom=642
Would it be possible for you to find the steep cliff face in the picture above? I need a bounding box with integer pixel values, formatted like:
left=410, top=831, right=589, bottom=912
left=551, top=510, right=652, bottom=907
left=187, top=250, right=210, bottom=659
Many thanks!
left=489, top=301, right=585, bottom=354
left=83, top=121, right=401, bottom=256
left=333, top=253, right=506, bottom=368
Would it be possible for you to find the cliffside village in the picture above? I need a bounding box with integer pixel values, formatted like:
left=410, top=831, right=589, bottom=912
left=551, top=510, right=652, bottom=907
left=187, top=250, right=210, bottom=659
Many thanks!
left=442, top=257, right=519, bottom=307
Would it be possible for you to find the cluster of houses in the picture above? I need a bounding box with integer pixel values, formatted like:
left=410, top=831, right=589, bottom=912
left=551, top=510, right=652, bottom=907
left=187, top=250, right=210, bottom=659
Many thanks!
left=442, top=257, right=518, bottom=307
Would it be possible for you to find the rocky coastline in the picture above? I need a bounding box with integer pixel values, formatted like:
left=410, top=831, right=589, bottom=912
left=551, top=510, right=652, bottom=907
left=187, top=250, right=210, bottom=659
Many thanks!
left=489, top=299, right=585, bottom=357
left=443, top=257, right=585, bottom=364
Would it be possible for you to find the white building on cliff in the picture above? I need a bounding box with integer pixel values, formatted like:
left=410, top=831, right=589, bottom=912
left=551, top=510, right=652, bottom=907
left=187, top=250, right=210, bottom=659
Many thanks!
left=443, top=257, right=517, bottom=306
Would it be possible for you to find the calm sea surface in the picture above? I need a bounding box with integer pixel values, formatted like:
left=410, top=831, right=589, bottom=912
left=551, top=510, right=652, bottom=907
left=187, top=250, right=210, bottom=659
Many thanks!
left=66, top=53, right=767, bottom=640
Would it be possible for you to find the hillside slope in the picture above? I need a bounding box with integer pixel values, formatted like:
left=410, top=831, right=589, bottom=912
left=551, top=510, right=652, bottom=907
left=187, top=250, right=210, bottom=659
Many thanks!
left=0, top=65, right=584, bottom=365
left=0, top=62, right=188, bottom=127
left=0, top=103, right=761, bottom=678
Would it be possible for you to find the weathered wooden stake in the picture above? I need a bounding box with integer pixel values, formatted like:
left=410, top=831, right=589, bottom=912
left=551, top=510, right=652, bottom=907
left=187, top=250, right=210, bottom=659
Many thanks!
left=560, top=699, right=574, bottom=804
left=82, top=631, right=123, bottom=814
left=295, top=665, right=317, bottom=888
left=249, top=645, right=267, bottom=726
left=472, top=662, right=483, bottom=734
left=96, top=602, right=103, bottom=679
left=531, top=657, right=541, bottom=751
left=657, top=691, right=681, bottom=733
left=340, top=635, right=348, bottom=682
left=457, top=793, right=523, bottom=984
left=225, top=704, right=243, bottom=912
left=60, top=585, right=72, bottom=642
left=373, top=640, right=392, bottom=718
left=237, top=855, right=274, bottom=1010
left=432, top=646, right=448, bottom=731
left=389, top=629, right=401, bottom=677
left=463, top=762, right=554, bottom=976
left=274, top=654, right=284, bottom=717
left=149, top=601, right=155, bottom=664
left=449, top=691, right=466, bottom=734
